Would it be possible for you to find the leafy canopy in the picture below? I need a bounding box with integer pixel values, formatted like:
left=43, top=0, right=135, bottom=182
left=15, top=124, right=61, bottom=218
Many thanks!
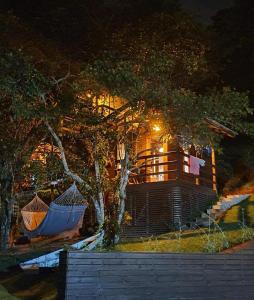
left=84, top=12, right=253, bottom=148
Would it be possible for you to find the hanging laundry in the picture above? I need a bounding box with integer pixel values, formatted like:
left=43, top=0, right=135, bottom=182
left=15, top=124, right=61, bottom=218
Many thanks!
left=189, top=156, right=205, bottom=175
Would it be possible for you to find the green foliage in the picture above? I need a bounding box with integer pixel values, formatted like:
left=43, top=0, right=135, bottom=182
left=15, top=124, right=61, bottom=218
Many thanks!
left=84, top=11, right=253, bottom=148
left=0, top=285, right=18, bottom=300
left=103, top=200, right=120, bottom=248
left=0, top=48, right=51, bottom=161
left=81, top=10, right=253, bottom=150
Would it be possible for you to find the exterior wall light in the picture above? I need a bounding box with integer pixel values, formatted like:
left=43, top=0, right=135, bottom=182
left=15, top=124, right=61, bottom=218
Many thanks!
left=153, top=124, right=161, bottom=132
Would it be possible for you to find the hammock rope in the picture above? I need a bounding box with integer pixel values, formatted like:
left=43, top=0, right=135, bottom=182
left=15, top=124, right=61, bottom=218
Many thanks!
left=53, top=182, right=86, bottom=206
left=21, top=195, right=49, bottom=231
left=21, top=183, right=87, bottom=235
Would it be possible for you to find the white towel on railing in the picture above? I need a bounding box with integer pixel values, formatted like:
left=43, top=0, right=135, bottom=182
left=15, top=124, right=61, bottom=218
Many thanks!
left=189, top=156, right=205, bottom=175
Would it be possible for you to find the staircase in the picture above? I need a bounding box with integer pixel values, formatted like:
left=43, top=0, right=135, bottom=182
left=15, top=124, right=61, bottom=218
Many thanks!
left=196, top=194, right=249, bottom=226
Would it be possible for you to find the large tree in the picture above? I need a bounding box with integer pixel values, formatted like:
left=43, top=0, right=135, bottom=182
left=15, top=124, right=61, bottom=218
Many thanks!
left=88, top=11, right=253, bottom=146
left=0, top=0, right=181, bottom=59
left=0, top=12, right=77, bottom=250
left=0, top=48, right=54, bottom=249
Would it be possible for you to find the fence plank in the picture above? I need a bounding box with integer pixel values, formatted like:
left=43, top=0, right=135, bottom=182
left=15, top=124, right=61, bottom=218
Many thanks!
left=59, top=251, right=254, bottom=300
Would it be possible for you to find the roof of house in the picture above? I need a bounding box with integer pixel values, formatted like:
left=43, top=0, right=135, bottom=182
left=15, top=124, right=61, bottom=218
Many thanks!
left=205, top=118, right=237, bottom=138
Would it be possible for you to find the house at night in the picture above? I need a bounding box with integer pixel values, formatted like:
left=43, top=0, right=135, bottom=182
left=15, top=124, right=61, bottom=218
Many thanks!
left=85, top=95, right=236, bottom=238
left=123, top=122, right=218, bottom=237
left=25, top=95, right=236, bottom=239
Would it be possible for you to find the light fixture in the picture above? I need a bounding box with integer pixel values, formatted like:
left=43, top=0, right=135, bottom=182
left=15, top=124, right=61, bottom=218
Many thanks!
left=86, top=92, right=92, bottom=98
left=159, top=147, right=164, bottom=153
left=153, top=124, right=161, bottom=132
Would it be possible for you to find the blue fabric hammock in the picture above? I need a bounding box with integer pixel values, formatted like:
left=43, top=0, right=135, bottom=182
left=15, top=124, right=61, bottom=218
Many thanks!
left=24, top=183, right=87, bottom=238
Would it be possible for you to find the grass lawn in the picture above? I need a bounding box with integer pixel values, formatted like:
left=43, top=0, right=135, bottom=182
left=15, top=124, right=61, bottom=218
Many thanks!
left=0, top=251, right=45, bottom=273
left=0, top=269, right=57, bottom=300
left=0, top=236, right=86, bottom=299
left=0, top=251, right=57, bottom=300
left=116, top=195, right=254, bottom=253
left=0, top=284, right=19, bottom=300
left=0, top=243, right=62, bottom=299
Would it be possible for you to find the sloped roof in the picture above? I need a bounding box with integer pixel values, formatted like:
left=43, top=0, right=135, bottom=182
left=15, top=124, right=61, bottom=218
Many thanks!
left=205, top=118, right=237, bottom=138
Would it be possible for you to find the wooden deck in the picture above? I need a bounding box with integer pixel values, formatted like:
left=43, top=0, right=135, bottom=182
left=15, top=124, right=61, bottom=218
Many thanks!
left=59, top=250, right=254, bottom=300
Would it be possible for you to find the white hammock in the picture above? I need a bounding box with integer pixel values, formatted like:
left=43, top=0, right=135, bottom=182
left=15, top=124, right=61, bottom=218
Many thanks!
left=21, top=195, right=49, bottom=231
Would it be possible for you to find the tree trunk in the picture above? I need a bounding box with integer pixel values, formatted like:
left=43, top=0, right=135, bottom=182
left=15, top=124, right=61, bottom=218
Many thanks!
left=118, top=150, right=129, bottom=226
left=0, top=164, right=13, bottom=251
left=114, top=149, right=130, bottom=244
left=94, top=158, right=105, bottom=224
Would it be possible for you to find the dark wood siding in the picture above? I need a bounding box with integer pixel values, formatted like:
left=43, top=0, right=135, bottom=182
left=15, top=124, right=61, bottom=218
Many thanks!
left=59, top=251, right=254, bottom=300
left=122, top=179, right=216, bottom=237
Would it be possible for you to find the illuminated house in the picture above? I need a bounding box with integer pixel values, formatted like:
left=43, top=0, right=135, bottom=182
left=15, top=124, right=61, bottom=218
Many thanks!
left=123, top=120, right=218, bottom=237
left=86, top=94, right=236, bottom=237
left=30, top=94, right=235, bottom=238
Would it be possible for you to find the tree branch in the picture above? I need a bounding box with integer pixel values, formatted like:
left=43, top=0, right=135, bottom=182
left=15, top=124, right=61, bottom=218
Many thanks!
left=51, top=69, right=71, bottom=90
left=45, top=121, right=85, bottom=185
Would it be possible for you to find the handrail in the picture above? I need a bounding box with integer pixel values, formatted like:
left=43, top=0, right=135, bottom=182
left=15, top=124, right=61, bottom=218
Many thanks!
left=129, top=169, right=178, bottom=178
left=136, top=160, right=178, bottom=169
left=127, top=148, right=214, bottom=187
left=137, top=150, right=177, bottom=160
left=136, top=148, right=178, bottom=157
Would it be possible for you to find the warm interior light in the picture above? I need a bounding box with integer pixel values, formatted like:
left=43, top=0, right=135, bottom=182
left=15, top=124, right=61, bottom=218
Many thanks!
left=153, top=124, right=161, bottom=132
left=159, top=147, right=164, bottom=153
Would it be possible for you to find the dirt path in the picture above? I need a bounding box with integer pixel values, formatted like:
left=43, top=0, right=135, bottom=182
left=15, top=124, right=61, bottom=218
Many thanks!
left=223, top=239, right=254, bottom=253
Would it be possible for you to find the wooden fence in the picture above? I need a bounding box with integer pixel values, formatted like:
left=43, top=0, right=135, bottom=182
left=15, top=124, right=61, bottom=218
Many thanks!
left=58, top=250, right=254, bottom=300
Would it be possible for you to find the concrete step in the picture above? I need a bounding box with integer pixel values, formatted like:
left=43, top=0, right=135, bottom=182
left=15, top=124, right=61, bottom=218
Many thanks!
left=210, top=194, right=249, bottom=221
left=197, top=195, right=250, bottom=227
left=212, top=204, right=221, bottom=210
left=201, top=212, right=209, bottom=219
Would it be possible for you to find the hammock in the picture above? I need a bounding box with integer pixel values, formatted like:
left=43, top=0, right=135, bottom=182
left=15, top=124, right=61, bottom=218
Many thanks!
left=22, top=183, right=87, bottom=238
left=21, top=195, right=49, bottom=231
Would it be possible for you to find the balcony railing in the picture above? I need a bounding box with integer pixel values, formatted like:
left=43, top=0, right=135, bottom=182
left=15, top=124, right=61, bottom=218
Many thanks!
left=128, top=149, right=216, bottom=189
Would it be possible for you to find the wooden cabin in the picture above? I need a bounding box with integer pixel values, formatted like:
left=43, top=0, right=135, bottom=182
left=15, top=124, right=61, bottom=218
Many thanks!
left=77, top=94, right=235, bottom=238
left=28, top=94, right=234, bottom=238
left=120, top=119, right=218, bottom=237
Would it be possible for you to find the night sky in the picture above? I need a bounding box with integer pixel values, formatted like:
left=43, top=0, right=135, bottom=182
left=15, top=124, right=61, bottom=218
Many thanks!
left=181, top=0, right=235, bottom=22
left=0, top=1, right=236, bottom=20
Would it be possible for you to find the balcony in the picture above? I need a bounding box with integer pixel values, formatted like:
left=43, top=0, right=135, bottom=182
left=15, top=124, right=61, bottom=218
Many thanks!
left=128, top=149, right=216, bottom=190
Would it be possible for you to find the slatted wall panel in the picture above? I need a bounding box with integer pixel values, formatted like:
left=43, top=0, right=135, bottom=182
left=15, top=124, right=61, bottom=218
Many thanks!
left=59, top=251, right=254, bottom=300
left=171, top=186, right=182, bottom=228
left=148, top=189, right=171, bottom=235
left=180, top=184, right=215, bottom=225
left=122, top=190, right=148, bottom=237
left=181, top=191, right=191, bottom=225
left=123, top=181, right=216, bottom=238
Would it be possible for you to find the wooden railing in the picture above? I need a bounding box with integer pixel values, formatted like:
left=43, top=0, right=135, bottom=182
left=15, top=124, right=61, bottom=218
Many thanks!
left=129, top=150, right=178, bottom=184
left=128, top=150, right=215, bottom=189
